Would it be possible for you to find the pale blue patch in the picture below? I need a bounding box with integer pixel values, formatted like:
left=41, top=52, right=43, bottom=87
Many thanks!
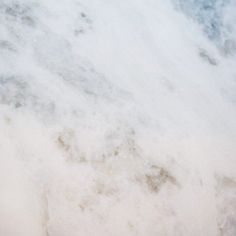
left=173, top=0, right=231, bottom=42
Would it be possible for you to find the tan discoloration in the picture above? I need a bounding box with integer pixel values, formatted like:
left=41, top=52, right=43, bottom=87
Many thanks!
left=93, top=181, right=118, bottom=197
left=136, top=165, right=178, bottom=193
left=78, top=197, right=95, bottom=212
left=56, top=129, right=87, bottom=163
left=128, top=222, right=134, bottom=229
left=4, top=116, right=11, bottom=124
left=216, top=176, right=236, bottom=191
left=215, top=175, right=236, bottom=236
left=41, top=188, right=50, bottom=236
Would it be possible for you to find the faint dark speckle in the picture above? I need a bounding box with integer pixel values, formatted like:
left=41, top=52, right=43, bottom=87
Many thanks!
left=80, top=12, right=86, bottom=18
left=199, top=49, right=218, bottom=66
left=4, top=2, right=36, bottom=27
left=0, top=40, right=16, bottom=51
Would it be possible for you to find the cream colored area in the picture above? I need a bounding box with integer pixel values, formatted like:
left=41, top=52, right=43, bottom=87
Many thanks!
left=0, top=0, right=236, bottom=235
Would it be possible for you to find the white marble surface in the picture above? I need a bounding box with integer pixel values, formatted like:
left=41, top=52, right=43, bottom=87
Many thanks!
left=0, top=0, right=236, bottom=235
